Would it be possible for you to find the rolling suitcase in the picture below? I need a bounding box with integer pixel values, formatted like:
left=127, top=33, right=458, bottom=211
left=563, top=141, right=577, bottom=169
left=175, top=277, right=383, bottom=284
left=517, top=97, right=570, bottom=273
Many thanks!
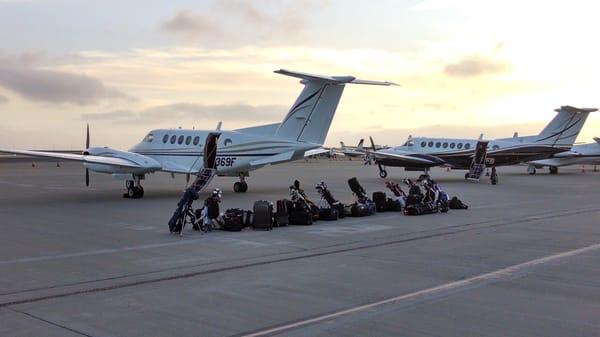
left=252, top=200, right=273, bottom=230
left=275, top=199, right=292, bottom=227
left=372, top=192, right=387, bottom=212
left=222, top=208, right=246, bottom=231
left=318, top=207, right=339, bottom=221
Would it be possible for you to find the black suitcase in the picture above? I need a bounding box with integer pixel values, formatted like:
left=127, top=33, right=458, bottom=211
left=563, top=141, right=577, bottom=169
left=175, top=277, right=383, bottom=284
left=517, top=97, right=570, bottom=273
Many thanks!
left=318, top=207, right=339, bottom=221
left=372, top=192, right=387, bottom=212
left=333, top=203, right=346, bottom=219
left=350, top=203, right=369, bottom=217
left=290, top=209, right=313, bottom=225
left=404, top=204, right=422, bottom=216
left=252, top=200, right=273, bottom=230
left=274, top=199, right=292, bottom=227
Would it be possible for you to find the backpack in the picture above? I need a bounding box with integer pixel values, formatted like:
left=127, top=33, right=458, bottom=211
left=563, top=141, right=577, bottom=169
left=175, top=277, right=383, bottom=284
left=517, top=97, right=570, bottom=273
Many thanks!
left=449, top=196, right=468, bottom=209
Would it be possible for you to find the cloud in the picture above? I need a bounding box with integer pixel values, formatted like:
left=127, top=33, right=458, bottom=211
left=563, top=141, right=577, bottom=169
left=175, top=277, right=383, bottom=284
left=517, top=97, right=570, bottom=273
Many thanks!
left=0, top=56, right=131, bottom=105
left=160, top=0, right=329, bottom=46
left=0, top=94, right=7, bottom=104
left=444, top=55, right=509, bottom=78
left=82, top=103, right=288, bottom=124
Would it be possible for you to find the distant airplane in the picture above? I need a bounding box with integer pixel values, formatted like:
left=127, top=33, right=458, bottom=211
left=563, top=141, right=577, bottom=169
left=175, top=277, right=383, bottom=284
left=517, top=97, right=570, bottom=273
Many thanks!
left=527, top=137, right=600, bottom=174
left=339, top=139, right=365, bottom=158
left=1, top=69, right=395, bottom=198
left=366, top=106, right=596, bottom=182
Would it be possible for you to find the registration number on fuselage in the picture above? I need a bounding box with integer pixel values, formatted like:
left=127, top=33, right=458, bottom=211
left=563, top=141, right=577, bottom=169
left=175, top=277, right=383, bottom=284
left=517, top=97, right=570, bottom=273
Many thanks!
left=215, top=157, right=237, bottom=167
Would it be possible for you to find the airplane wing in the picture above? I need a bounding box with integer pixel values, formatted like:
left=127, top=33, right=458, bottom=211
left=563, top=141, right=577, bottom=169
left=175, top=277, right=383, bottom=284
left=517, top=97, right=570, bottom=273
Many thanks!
left=304, top=148, right=330, bottom=157
left=371, top=151, right=443, bottom=164
left=0, top=149, right=143, bottom=168
left=250, top=150, right=295, bottom=166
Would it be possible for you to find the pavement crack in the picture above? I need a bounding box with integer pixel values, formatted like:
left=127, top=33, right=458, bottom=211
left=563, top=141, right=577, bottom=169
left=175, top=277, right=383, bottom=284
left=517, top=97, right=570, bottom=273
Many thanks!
left=9, top=308, right=96, bottom=337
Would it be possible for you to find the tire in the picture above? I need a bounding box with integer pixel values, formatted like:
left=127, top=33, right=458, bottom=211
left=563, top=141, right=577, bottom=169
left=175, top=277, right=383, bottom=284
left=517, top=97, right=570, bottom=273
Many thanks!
left=379, top=170, right=388, bottom=178
left=240, top=182, right=248, bottom=192
left=127, top=187, right=135, bottom=198
left=233, top=182, right=241, bottom=193
left=464, top=173, right=469, bottom=180
left=549, top=166, right=558, bottom=175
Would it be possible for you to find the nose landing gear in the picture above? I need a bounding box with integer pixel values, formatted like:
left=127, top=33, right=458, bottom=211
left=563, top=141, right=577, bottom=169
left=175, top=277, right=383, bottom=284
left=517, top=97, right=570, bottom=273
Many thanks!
left=377, top=163, right=388, bottom=178
left=123, top=175, right=145, bottom=198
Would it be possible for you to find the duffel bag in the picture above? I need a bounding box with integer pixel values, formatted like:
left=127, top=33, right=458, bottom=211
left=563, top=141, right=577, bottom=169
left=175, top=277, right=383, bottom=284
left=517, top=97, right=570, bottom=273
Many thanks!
left=385, top=198, right=403, bottom=212
left=350, top=203, right=369, bottom=217
left=404, top=204, right=423, bottom=216
left=318, top=207, right=339, bottom=221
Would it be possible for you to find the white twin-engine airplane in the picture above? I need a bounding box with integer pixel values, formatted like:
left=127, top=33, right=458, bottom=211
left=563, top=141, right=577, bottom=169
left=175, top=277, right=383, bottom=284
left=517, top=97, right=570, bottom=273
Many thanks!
left=527, top=137, right=600, bottom=174
left=367, top=106, right=596, bottom=180
left=1, top=69, right=394, bottom=198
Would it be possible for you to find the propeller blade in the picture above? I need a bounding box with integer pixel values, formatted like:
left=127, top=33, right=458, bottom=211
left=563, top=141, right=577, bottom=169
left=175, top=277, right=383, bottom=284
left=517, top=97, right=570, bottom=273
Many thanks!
left=86, top=124, right=90, bottom=149
left=369, top=136, right=377, bottom=151
left=85, top=168, right=90, bottom=187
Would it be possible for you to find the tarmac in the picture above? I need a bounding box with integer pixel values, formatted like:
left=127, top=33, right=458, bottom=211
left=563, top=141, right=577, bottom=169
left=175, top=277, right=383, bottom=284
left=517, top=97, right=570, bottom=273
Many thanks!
left=0, top=159, right=599, bottom=337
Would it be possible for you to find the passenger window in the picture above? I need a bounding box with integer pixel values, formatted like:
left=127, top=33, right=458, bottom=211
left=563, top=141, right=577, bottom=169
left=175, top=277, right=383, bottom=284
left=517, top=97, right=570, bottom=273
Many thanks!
left=457, top=143, right=463, bottom=149
left=162, top=134, right=169, bottom=143
left=428, top=141, right=434, bottom=147
left=185, top=136, right=192, bottom=145
left=170, top=135, right=177, bottom=144
left=443, top=142, right=448, bottom=148
left=178, top=135, right=184, bottom=144
left=421, top=141, right=426, bottom=147
left=193, top=136, right=200, bottom=145
left=450, top=143, right=455, bottom=149
left=435, top=142, right=441, bottom=148
left=465, top=143, right=471, bottom=149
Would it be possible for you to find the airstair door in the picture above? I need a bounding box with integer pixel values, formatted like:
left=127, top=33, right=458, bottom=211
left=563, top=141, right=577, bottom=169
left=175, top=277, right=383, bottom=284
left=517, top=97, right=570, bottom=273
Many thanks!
left=466, top=141, right=488, bottom=181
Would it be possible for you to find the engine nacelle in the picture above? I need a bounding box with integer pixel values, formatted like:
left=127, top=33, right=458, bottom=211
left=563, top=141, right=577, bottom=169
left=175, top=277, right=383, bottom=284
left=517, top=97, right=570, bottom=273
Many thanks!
left=83, top=147, right=162, bottom=174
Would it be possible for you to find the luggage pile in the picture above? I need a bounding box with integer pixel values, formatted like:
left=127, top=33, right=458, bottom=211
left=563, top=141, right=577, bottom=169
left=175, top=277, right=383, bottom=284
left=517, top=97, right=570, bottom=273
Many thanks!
left=167, top=176, right=469, bottom=234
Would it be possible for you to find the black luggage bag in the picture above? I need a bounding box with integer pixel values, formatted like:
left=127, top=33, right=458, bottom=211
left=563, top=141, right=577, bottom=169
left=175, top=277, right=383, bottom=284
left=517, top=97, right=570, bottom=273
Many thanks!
left=348, top=177, right=367, bottom=199
left=318, top=207, right=339, bottom=221
left=449, top=196, right=468, bottom=209
left=252, top=200, right=273, bottom=230
left=372, top=192, right=387, bottom=212
left=275, top=199, right=292, bottom=227
left=222, top=208, right=247, bottom=232
left=404, top=204, right=422, bottom=216
left=385, top=198, right=403, bottom=212
left=290, top=208, right=313, bottom=225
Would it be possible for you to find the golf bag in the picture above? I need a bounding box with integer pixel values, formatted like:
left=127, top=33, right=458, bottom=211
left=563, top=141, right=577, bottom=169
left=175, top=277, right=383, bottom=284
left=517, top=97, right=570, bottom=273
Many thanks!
left=315, top=181, right=345, bottom=219
left=347, top=177, right=375, bottom=216
left=168, top=186, right=199, bottom=233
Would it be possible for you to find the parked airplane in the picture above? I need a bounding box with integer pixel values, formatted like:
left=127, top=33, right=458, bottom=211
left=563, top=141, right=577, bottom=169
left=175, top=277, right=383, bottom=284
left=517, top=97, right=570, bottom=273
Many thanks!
left=1, top=69, right=394, bottom=198
left=366, top=106, right=595, bottom=180
left=339, top=139, right=365, bottom=158
left=527, top=137, right=600, bottom=174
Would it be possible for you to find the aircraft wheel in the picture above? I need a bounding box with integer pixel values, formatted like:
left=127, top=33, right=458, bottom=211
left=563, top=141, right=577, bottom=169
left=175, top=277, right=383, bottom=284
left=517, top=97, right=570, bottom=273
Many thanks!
left=136, top=186, right=144, bottom=198
left=240, top=182, right=248, bottom=192
left=379, top=169, right=388, bottom=178
left=464, top=173, right=469, bottom=180
left=527, top=166, right=536, bottom=175
left=233, top=182, right=242, bottom=193
left=549, top=166, right=558, bottom=175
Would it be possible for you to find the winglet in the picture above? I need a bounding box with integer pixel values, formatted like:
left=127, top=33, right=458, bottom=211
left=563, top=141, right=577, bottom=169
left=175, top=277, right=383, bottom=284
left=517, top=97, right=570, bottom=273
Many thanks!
left=594, top=137, right=600, bottom=144
left=274, top=69, right=398, bottom=86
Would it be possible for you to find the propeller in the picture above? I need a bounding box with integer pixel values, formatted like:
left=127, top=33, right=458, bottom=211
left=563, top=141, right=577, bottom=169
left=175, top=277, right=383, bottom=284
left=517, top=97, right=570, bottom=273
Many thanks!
left=85, top=124, right=90, bottom=187
left=363, top=136, right=378, bottom=165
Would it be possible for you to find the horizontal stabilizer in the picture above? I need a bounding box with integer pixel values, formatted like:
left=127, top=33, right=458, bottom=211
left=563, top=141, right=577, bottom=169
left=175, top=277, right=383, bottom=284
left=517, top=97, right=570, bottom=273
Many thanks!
left=274, top=69, right=398, bottom=86
left=250, top=150, right=295, bottom=166
left=594, top=137, right=600, bottom=145
left=554, top=106, right=598, bottom=114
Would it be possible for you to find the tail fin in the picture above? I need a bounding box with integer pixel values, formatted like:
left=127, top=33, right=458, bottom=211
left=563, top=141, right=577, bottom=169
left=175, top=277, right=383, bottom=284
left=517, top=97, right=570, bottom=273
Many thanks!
left=535, top=106, right=596, bottom=147
left=356, top=139, right=364, bottom=151
left=340, top=141, right=347, bottom=150
left=274, top=69, right=396, bottom=145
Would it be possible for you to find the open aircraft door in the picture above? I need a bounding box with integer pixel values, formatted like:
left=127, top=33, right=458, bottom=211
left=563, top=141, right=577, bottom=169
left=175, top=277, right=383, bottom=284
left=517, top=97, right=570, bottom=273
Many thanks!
left=191, top=132, right=221, bottom=191
left=466, top=141, right=489, bottom=181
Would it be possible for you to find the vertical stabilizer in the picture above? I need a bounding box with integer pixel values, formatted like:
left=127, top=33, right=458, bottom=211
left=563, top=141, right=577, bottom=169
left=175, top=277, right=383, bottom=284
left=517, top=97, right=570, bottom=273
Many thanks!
left=273, top=69, right=395, bottom=145
left=535, top=106, right=596, bottom=147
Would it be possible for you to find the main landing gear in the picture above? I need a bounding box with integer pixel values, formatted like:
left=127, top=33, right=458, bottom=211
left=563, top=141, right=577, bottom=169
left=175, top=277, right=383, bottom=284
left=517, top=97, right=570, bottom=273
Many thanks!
left=377, top=163, right=388, bottom=178
left=527, top=165, right=537, bottom=175
left=123, top=175, right=145, bottom=199
left=490, top=167, right=499, bottom=185
left=549, top=166, right=558, bottom=174
left=233, top=172, right=248, bottom=193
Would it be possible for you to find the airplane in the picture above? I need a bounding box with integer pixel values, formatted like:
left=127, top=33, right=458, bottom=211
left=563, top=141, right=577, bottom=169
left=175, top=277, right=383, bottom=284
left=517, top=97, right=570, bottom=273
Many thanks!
left=526, top=137, right=600, bottom=174
left=0, top=69, right=395, bottom=198
left=366, top=106, right=596, bottom=181
left=339, top=139, right=365, bottom=158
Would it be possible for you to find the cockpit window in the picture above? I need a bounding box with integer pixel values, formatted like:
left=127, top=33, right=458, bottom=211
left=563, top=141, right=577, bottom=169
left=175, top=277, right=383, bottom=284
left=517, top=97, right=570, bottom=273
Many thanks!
left=403, top=140, right=414, bottom=147
left=143, top=133, right=154, bottom=143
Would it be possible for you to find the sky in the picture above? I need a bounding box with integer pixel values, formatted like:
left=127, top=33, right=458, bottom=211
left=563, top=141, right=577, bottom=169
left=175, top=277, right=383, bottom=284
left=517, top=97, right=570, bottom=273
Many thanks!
left=0, top=0, right=599, bottom=149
